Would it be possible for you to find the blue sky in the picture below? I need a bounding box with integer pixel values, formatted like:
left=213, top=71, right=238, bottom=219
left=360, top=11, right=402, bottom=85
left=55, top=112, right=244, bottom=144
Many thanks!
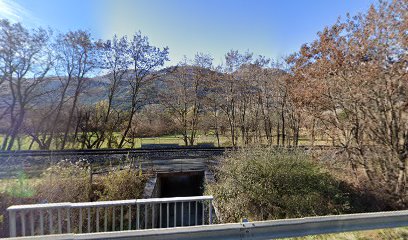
left=1, top=0, right=376, bottom=66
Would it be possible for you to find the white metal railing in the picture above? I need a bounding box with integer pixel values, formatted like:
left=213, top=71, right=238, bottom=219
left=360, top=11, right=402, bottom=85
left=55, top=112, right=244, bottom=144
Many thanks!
left=7, top=209, right=408, bottom=240
left=7, top=196, right=214, bottom=238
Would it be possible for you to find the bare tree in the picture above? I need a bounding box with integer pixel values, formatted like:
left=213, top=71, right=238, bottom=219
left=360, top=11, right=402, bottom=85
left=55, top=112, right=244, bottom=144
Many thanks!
left=118, top=32, right=169, bottom=148
left=0, top=19, right=52, bottom=150
left=219, top=50, right=252, bottom=146
left=160, top=54, right=213, bottom=146
left=202, top=65, right=225, bottom=147
left=55, top=30, right=100, bottom=150
left=96, top=35, right=131, bottom=148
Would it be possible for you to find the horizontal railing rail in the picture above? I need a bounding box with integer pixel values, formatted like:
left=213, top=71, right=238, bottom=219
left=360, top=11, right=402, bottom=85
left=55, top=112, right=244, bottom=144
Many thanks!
left=7, top=196, right=214, bottom=238
left=6, top=209, right=408, bottom=240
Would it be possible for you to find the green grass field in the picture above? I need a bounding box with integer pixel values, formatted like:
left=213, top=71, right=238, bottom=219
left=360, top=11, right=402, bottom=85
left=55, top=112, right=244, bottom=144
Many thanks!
left=0, top=134, right=233, bottom=150
left=0, top=130, right=333, bottom=150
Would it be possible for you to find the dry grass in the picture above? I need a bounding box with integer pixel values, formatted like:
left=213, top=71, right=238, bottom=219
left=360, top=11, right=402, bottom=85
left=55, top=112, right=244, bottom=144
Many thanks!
left=285, top=228, right=408, bottom=240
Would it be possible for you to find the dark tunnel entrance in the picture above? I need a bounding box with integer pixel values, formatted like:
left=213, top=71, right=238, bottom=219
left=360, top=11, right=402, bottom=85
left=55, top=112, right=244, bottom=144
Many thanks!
left=159, top=171, right=204, bottom=197
left=156, top=171, right=205, bottom=227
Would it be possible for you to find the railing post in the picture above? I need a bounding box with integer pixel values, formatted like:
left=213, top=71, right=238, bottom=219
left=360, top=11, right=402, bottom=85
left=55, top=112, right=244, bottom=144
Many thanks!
left=9, top=210, right=17, bottom=237
left=174, top=202, right=177, bottom=227
left=209, top=200, right=213, bottom=224
left=159, top=203, right=162, bottom=228
left=67, top=208, right=71, bottom=233
left=112, top=207, right=115, bottom=231
left=181, top=202, right=184, bottom=227
left=104, top=207, right=108, bottom=232
left=58, top=209, right=62, bottom=234
left=166, top=203, right=169, bottom=228
left=128, top=205, right=132, bottom=230
left=120, top=206, right=123, bottom=231
left=136, top=204, right=140, bottom=230
left=48, top=209, right=53, bottom=234
left=79, top=208, right=83, bottom=233
left=152, top=203, right=155, bottom=229
left=39, top=210, right=44, bottom=235
left=87, top=207, right=91, bottom=233
left=195, top=201, right=198, bottom=225
left=188, top=202, right=191, bottom=226
left=21, top=210, right=26, bottom=236
left=144, top=204, right=148, bottom=229
left=96, top=207, right=100, bottom=232
left=30, top=211, right=34, bottom=236
left=201, top=201, right=204, bottom=225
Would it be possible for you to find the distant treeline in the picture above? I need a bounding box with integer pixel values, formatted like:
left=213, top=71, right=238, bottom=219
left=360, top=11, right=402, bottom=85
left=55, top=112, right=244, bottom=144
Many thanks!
left=0, top=20, right=302, bottom=151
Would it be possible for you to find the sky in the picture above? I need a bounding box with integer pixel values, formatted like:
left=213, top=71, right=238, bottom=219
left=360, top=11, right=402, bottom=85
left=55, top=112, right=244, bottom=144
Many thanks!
left=0, top=0, right=376, bottom=66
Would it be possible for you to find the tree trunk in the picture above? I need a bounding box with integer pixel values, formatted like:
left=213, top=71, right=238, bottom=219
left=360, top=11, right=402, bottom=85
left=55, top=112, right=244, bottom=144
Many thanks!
left=6, top=110, right=25, bottom=150
left=61, top=82, right=81, bottom=150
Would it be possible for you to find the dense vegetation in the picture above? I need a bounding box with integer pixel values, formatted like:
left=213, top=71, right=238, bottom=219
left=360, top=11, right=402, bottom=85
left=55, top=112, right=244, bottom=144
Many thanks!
left=206, top=148, right=351, bottom=222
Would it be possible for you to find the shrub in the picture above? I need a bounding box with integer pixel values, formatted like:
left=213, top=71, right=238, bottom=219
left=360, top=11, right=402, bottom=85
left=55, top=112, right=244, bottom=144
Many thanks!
left=206, top=148, right=350, bottom=223
left=96, top=167, right=147, bottom=201
left=35, top=159, right=91, bottom=203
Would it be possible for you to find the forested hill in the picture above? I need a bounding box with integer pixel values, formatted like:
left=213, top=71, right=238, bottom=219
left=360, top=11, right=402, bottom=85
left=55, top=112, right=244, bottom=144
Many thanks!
left=1, top=64, right=285, bottom=109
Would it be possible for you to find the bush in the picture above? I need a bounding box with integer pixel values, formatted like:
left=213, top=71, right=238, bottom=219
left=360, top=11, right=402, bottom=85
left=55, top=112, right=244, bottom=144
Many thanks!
left=35, top=159, right=91, bottom=203
left=96, top=167, right=147, bottom=201
left=206, top=148, right=350, bottom=223
left=35, top=159, right=148, bottom=203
